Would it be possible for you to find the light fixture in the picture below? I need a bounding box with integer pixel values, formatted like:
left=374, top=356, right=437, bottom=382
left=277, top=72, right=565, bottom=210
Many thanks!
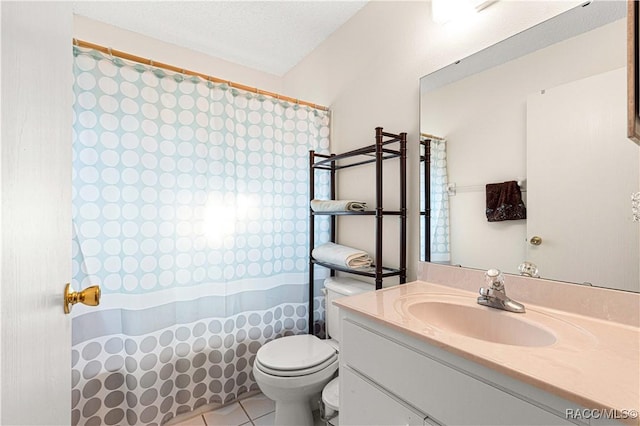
left=431, top=0, right=497, bottom=24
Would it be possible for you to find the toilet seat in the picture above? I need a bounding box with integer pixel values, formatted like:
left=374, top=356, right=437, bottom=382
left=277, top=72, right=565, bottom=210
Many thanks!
left=255, top=335, right=337, bottom=377
left=254, top=354, right=337, bottom=377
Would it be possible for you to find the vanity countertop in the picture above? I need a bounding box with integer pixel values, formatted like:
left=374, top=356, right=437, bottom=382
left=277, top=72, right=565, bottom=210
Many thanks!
left=334, top=280, right=640, bottom=425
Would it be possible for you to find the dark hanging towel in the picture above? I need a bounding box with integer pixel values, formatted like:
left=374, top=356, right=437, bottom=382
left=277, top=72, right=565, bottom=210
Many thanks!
left=485, top=180, right=526, bottom=222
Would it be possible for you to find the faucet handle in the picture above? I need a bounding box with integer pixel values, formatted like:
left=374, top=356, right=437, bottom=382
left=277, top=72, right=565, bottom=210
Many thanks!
left=518, top=261, right=540, bottom=278
left=486, top=268, right=501, bottom=278
left=485, top=268, right=504, bottom=290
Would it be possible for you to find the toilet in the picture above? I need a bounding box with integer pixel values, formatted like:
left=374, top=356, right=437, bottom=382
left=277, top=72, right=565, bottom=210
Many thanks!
left=253, top=277, right=373, bottom=426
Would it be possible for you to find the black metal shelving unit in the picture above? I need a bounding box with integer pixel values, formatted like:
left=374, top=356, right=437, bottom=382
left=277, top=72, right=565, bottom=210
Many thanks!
left=308, top=127, right=407, bottom=334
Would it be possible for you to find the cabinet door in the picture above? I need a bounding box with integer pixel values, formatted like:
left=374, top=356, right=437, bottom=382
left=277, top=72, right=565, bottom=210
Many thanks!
left=341, top=367, right=439, bottom=426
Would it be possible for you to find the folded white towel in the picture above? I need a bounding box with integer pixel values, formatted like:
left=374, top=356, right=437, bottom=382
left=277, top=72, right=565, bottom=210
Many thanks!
left=310, top=199, right=367, bottom=212
left=312, top=242, right=373, bottom=269
left=324, top=277, right=374, bottom=294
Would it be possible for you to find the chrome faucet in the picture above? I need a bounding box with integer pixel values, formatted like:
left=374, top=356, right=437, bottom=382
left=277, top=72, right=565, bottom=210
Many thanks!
left=477, top=269, right=525, bottom=313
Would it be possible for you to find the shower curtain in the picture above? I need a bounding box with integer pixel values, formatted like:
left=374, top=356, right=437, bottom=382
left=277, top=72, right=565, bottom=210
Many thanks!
left=429, top=139, right=450, bottom=262
left=71, top=47, right=330, bottom=425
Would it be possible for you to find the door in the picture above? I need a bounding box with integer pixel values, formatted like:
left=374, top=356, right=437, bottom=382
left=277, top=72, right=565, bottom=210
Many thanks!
left=526, top=68, right=640, bottom=290
left=1, top=2, right=73, bottom=424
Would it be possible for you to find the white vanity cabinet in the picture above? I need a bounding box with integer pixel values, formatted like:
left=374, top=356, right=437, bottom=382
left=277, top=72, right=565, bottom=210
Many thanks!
left=340, top=312, right=593, bottom=426
left=341, top=368, right=437, bottom=426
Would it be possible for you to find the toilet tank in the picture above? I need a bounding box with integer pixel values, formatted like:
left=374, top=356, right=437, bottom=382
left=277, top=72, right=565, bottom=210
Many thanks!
left=324, top=277, right=374, bottom=342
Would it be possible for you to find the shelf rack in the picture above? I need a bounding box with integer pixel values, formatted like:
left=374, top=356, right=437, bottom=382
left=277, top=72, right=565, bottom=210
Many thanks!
left=308, top=127, right=407, bottom=334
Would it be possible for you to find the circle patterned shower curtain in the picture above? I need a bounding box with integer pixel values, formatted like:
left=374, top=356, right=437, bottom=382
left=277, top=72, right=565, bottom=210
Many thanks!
left=71, top=46, right=331, bottom=425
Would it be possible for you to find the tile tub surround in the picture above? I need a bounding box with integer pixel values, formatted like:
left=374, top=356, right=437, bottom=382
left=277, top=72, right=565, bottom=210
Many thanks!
left=334, top=280, right=640, bottom=425
left=418, top=262, right=640, bottom=327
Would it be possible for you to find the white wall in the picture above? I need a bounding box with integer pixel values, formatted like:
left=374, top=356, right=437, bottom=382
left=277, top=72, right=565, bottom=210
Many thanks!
left=73, top=15, right=284, bottom=95
left=283, top=1, right=581, bottom=281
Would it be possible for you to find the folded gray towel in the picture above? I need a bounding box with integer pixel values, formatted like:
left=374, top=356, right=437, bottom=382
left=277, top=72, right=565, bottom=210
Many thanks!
left=310, top=199, right=367, bottom=212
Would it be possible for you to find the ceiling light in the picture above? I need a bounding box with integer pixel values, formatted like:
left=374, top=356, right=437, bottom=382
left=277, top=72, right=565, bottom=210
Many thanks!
left=432, top=0, right=497, bottom=24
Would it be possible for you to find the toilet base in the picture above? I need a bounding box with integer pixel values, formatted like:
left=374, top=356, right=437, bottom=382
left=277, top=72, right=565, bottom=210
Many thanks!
left=253, top=360, right=337, bottom=426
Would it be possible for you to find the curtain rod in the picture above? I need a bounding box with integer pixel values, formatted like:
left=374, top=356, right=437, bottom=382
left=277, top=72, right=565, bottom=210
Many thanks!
left=73, top=39, right=329, bottom=112
left=420, top=132, right=445, bottom=141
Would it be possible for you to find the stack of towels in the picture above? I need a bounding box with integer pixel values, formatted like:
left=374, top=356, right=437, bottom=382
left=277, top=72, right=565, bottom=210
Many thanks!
left=312, top=242, right=373, bottom=269
left=310, top=199, right=367, bottom=212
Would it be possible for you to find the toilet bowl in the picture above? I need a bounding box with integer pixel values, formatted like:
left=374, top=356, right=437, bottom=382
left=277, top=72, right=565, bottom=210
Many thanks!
left=252, top=277, right=373, bottom=426
left=253, top=334, right=339, bottom=425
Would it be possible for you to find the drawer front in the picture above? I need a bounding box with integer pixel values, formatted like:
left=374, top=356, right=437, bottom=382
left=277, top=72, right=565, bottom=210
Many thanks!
left=342, top=319, right=575, bottom=426
left=341, top=367, right=436, bottom=426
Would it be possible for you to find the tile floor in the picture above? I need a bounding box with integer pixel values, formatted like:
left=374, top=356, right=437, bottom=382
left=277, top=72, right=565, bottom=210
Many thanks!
left=172, top=393, right=327, bottom=426
left=171, top=394, right=275, bottom=426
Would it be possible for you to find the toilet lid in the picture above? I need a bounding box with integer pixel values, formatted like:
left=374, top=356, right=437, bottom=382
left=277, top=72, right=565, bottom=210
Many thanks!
left=256, top=335, right=337, bottom=372
left=322, top=377, right=339, bottom=411
left=255, top=354, right=337, bottom=377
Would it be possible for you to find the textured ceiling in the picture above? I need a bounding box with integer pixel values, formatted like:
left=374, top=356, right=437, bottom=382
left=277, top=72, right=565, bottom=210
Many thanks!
left=72, top=1, right=367, bottom=76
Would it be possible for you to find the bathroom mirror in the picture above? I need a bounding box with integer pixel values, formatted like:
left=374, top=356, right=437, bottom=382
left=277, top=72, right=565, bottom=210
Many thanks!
left=419, top=0, right=640, bottom=293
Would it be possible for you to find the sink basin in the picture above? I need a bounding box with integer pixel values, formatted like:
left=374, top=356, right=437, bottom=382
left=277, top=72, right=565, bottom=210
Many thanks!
left=405, top=301, right=557, bottom=347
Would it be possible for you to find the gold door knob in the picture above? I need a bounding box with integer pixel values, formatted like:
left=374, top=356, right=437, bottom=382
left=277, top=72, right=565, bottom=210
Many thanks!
left=64, top=283, right=101, bottom=314
left=529, top=236, right=543, bottom=246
